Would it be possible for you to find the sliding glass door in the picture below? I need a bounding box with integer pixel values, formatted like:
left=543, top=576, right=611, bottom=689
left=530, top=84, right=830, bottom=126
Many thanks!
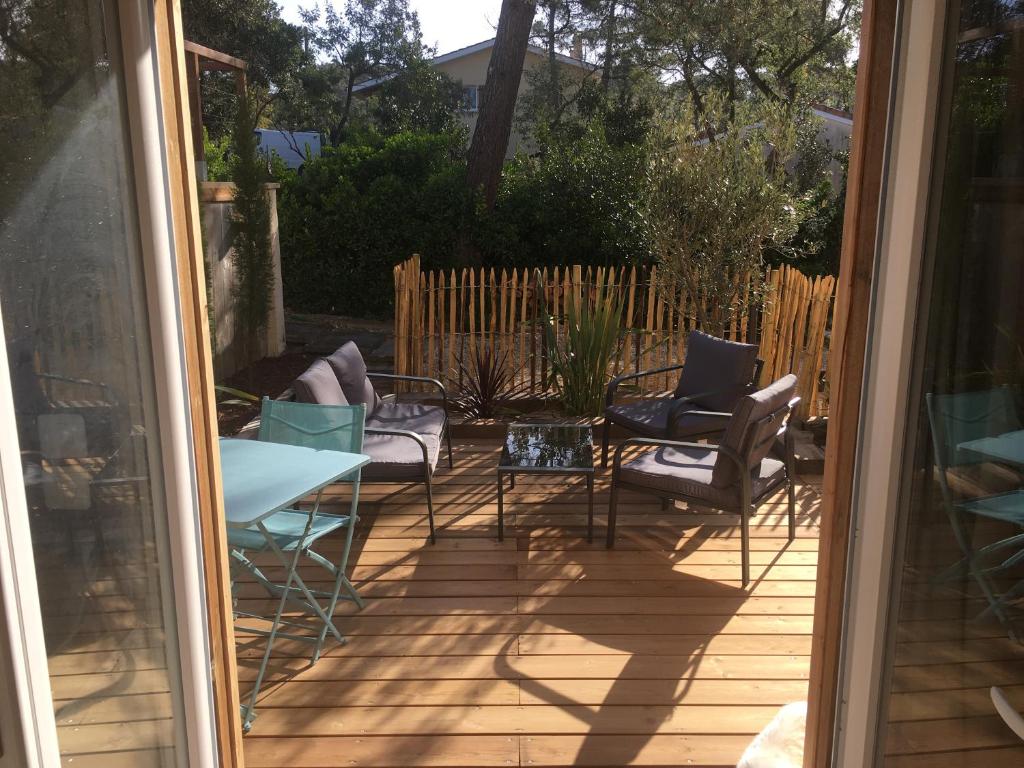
left=841, top=0, right=1024, bottom=764
left=0, top=0, right=216, bottom=765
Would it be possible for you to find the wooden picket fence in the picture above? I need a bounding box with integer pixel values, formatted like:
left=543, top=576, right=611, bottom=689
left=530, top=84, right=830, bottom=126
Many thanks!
left=393, top=255, right=836, bottom=419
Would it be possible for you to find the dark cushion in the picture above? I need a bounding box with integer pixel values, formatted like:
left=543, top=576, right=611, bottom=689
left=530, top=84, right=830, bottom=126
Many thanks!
left=292, top=359, right=349, bottom=405
left=674, top=331, right=759, bottom=411
left=712, top=374, right=797, bottom=489
left=326, top=342, right=380, bottom=416
left=360, top=432, right=440, bottom=481
left=606, top=398, right=675, bottom=437
left=606, top=399, right=729, bottom=439
left=367, top=401, right=446, bottom=439
left=620, top=444, right=786, bottom=509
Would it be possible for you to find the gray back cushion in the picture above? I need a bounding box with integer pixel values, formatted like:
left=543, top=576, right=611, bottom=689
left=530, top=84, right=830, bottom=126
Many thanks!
left=293, top=359, right=349, bottom=405
left=674, top=331, right=759, bottom=411
left=711, top=374, right=797, bottom=489
left=326, top=342, right=380, bottom=415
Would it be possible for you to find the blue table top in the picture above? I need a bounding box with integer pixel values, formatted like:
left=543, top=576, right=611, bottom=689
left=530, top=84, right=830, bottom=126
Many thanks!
left=959, top=430, right=1024, bottom=467
left=219, top=438, right=370, bottom=528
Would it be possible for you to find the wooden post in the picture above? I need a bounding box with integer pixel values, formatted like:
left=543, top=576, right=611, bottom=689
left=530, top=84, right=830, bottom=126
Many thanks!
left=804, top=0, right=899, bottom=763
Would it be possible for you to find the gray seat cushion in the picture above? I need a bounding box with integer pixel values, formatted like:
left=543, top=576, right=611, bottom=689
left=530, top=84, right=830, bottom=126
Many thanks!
left=606, top=398, right=674, bottom=436
left=326, top=342, right=381, bottom=416
left=367, top=401, right=446, bottom=439
left=674, top=331, right=759, bottom=411
left=607, top=398, right=730, bottom=439
left=360, top=431, right=440, bottom=481
left=293, top=359, right=349, bottom=405
left=620, top=444, right=786, bottom=509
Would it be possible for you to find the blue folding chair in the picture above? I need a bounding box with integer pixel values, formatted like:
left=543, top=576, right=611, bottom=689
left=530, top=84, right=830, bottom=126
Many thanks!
left=927, top=388, right=1024, bottom=638
left=229, top=399, right=366, bottom=726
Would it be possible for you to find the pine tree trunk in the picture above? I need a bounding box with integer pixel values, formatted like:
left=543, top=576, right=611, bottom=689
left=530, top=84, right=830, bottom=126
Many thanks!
left=465, top=0, right=537, bottom=209
left=601, top=1, right=617, bottom=90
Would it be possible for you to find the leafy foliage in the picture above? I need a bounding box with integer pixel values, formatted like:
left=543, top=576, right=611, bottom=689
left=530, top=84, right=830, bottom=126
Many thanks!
left=182, top=0, right=308, bottom=138
left=230, top=93, right=275, bottom=349
left=299, top=0, right=429, bottom=141
left=357, top=57, right=464, bottom=135
left=542, top=277, right=625, bottom=416
left=649, top=100, right=800, bottom=336
left=453, top=343, right=525, bottom=419
left=277, top=129, right=474, bottom=317
left=487, top=123, right=654, bottom=269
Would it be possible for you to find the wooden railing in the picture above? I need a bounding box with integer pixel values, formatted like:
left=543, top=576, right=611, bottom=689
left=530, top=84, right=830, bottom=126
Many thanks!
left=394, top=255, right=836, bottom=419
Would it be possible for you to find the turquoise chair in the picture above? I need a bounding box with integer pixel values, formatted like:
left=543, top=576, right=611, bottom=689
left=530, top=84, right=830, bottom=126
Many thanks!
left=926, top=388, right=1024, bottom=638
left=229, top=399, right=366, bottom=673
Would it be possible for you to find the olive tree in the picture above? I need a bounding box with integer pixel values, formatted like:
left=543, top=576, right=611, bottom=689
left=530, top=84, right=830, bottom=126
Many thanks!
left=649, top=102, right=800, bottom=336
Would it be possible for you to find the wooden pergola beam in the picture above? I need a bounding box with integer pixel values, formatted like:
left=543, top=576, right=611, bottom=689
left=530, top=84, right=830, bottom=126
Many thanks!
left=184, top=40, right=248, bottom=72
left=183, top=39, right=248, bottom=167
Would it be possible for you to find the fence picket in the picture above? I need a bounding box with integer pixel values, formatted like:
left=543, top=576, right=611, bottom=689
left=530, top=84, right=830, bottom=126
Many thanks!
left=392, top=257, right=835, bottom=417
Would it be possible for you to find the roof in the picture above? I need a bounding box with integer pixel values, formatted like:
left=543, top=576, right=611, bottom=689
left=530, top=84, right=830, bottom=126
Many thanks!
left=809, top=103, right=854, bottom=124
left=352, top=37, right=595, bottom=94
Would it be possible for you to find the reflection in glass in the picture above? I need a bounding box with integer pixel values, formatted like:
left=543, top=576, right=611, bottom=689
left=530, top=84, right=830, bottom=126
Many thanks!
left=500, top=424, right=595, bottom=470
left=0, top=0, right=184, bottom=765
left=877, top=1, right=1024, bottom=764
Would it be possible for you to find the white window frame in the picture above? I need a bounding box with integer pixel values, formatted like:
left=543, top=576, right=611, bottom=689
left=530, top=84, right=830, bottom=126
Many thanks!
left=0, top=0, right=218, bottom=765
left=461, top=85, right=480, bottom=113
left=834, top=1, right=950, bottom=765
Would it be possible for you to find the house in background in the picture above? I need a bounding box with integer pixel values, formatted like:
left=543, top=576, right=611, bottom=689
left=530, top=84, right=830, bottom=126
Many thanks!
left=352, top=37, right=597, bottom=156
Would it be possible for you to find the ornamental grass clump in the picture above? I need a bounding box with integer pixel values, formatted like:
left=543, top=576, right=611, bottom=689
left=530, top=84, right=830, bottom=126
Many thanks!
left=542, top=275, right=624, bottom=417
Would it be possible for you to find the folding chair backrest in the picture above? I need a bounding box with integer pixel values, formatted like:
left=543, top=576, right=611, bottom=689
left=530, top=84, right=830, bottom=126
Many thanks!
left=926, top=388, right=1021, bottom=471
left=674, top=330, right=760, bottom=411
left=711, top=374, right=798, bottom=489
left=258, top=398, right=365, bottom=455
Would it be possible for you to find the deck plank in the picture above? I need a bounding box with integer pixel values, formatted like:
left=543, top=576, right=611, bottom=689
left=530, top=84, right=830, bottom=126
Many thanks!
left=238, top=438, right=823, bottom=767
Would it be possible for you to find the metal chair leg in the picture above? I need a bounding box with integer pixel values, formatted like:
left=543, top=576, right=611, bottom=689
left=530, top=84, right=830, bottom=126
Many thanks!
left=787, top=478, right=797, bottom=541
left=606, top=477, right=619, bottom=548
left=601, top=418, right=612, bottom=468
left=445, top=422, right=454, bottom=469
left=741, top=506, right=751, bottom=588
left=497, top=470, right=504, bottom=542
left=425, top=470, right=437, bottom=545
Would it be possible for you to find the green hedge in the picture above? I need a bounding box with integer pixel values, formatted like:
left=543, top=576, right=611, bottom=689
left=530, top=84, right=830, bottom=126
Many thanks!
left=278, top=127, right=655, bottom=318
left=278, top=130, right=475, bottom=317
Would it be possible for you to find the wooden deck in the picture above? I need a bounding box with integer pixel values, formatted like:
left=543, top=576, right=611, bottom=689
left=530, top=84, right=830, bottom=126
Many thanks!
left=235, top=438, right=823, bottom=767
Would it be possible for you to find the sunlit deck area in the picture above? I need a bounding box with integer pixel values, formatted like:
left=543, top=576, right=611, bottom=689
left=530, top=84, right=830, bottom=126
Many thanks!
left=234, top=437, right=823, bottom=768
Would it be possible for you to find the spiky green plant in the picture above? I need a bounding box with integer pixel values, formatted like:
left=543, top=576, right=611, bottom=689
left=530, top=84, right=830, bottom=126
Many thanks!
left=541, top=274, right=625, bottom=416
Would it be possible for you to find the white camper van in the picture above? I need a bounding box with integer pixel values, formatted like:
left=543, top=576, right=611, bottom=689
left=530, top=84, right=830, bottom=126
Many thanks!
left=253, top=129, right=322, bottom=169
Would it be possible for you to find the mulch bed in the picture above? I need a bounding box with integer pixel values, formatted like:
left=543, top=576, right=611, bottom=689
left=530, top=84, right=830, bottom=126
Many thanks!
left=217, top=352, right=316, bottom=435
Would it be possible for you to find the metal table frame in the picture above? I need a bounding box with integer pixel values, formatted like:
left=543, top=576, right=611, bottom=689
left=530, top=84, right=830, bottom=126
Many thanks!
left=496, top=424, right=595, bottom=542
left=219, top=438, right=369, bottom=731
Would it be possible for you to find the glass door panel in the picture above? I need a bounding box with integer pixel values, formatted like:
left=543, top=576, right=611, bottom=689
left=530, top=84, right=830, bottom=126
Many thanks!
left=0, top=0, right=189, bottom=764
left=875, top=0, right=1024, bottom=765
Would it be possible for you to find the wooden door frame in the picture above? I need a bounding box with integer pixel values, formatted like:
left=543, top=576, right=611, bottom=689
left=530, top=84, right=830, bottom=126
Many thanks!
left=152, top=0, right=245, bottom=765
left=803, top=0, right=902, bottom=765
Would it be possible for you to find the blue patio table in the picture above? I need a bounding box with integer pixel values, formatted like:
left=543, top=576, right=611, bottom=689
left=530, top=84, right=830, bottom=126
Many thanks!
left=219, top=437, right=369, bottom=730
left=959, top=430, right=1024, bottom=467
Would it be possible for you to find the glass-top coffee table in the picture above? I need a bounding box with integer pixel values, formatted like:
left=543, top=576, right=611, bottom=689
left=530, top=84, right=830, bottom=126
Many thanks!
left=497, top=423, right=595, bottom=542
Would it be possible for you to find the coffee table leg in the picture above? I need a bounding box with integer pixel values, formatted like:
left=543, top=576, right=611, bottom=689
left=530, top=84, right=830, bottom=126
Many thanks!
left=497, top=471, right=504, bottom=542
left=586, top=473, right=594, bottom=543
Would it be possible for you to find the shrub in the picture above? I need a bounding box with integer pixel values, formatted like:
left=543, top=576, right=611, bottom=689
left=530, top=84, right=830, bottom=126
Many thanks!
left=483, top=125, right=654, bottom=269
left=277, top=129, right=473, bottom=317
left=650, top=102, right=801, bottom=336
